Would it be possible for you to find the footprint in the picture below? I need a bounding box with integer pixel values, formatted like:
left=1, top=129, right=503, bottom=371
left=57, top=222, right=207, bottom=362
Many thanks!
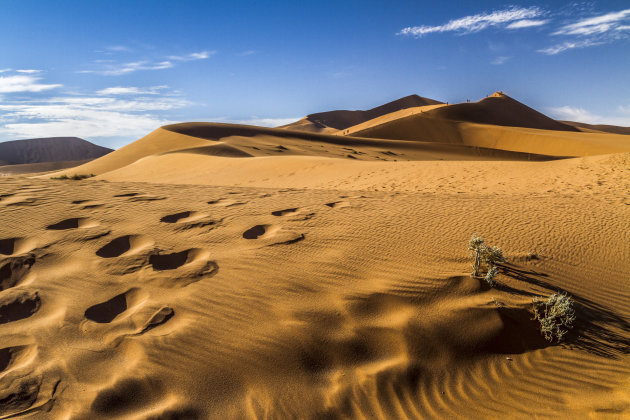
left=325, top=201, right=350, bottom=209
left=271, top=208, right=300, bottom=217
left=207, top=198, right=245, bottom=207
left=138, top=307, right=174, bottom=334
left=0, top=255, right=36, bottom=291
left=96, top=235, right=154, bottom=258
left=160, top=211, right=207, bottom=224
left=149, top=249, right=207, bottom=271
left=84, top=288, right=146, bottom=324
left=72, top=200, right=103, bottom=209
left=0, top=345, right=37, bottom=374
left=84, top=293, right=128, bottom=324
left=242, top=224, right=278, bottom=239
left=1, top=196, right=37, bottom=207
left=0, top=238, right=36, bottom=256
left=46, top=217, right=99, bottom=230
left=0, top=377, right=41, bottom=417
left=128, top=195, right=165, bottom=202
left=145, top=249, right=218, bottom=287
left=0, top=291, right=40, bottom=324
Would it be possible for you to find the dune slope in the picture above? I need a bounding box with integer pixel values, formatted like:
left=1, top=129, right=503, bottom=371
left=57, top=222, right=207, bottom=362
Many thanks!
left=281, top=94, right=443, bottom=132
left=0, top=137, right=112, bottom=165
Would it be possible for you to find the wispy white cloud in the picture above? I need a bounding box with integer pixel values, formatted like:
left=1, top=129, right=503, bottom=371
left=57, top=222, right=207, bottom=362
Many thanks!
left=80, top=50, right=212, bottom=75
left=221, top=117, right=300, bottom=127
left=0, top=69, right=12, bottom=73
left=398, top=6, right=545, bottom=37
left=167, top=51, right=215, bottom=61
left=0, top=75, right=62, bottom=93
left=96, top=85, right=169, bottom=95
left=549, top=105, right=630, bottom=126
left=538, top=38, right=604, bottom=55
left=553, top=9, right=630, bottom=36
left=15, top=69, right=41, bottom=74
left=0, top=93, right=188, bottom=140
left=506, top=19, right=549, bottom=29
left=538, top=8, right=630, bottom=54
left=78, top=60, right=174, bottom=76
left=106, top=45, right=130, bottom=52
left=491, top=56, right=511, bottom=65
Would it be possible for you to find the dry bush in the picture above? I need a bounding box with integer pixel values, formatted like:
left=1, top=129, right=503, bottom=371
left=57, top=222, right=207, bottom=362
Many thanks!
left=468, top=234, right=506, bottom=286
left=532, top=292, right=576, bottom=342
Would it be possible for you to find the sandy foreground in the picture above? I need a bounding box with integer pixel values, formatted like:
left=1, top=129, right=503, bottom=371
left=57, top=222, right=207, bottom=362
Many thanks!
left=0, top=119, right=629, bottom=419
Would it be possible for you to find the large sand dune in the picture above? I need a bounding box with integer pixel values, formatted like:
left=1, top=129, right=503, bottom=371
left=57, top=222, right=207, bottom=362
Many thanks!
left=281, top=94, right=443, bottom=133
left=2, top=94, right=630, bottom=418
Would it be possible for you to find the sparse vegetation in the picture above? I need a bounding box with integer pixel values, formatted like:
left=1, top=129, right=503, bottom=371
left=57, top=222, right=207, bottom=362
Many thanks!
left=532, top=292, right=576, bottom=342
left=51, top=173, right=95, bottom=180
left=468, top=234, right=506, bottom=285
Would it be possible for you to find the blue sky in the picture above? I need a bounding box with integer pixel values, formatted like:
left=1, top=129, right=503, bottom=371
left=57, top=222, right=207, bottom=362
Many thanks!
left=1, top=0, right=629, bottom=148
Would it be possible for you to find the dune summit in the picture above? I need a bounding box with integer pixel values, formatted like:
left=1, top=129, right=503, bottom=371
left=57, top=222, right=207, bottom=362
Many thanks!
left=1, top=93, right=629, bottom=419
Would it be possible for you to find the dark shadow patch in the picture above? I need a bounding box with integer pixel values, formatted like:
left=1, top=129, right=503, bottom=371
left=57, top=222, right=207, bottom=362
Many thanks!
left=160, top=212, right=192, bottom=223
left=243, top=225, right=268, bottom=239
left=90, top=378, right=162, bottom=416
left=271, top=208, right=299, bottom=216
left=0, top=255, right=35, bottom=291
left=0, top=292, right=40, bottom=324
left=46, top=217, right=95, bottom=230
left=85, top=293, right=127, bottom=323
left=149, top=251, right=189, bottom=270
left=0, top=238, right=19, bottom=255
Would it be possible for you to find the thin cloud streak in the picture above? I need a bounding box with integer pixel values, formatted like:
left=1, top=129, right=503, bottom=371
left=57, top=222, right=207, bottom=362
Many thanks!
left=553, top=9, right=630, bottom=36
left=79, top=50, right=212, bottom=75
left=0, top=75, right=62, bottom=93
left=96, top=86, right=169, bottom=95
left=398, top=6, right=544, bottom=37
left=506, top=19, right=549, bottom=29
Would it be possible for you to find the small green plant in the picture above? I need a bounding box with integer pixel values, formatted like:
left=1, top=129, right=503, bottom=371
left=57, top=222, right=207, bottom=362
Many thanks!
left=51, top=173, right=95, bottom=180
left=468, top=234, right=506, bottom=285
left=532, top=292, right=576, bottom=342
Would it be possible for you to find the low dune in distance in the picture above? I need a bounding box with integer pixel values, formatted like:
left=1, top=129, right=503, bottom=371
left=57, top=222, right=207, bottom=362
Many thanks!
left=2, top=93, right=630, bottom=418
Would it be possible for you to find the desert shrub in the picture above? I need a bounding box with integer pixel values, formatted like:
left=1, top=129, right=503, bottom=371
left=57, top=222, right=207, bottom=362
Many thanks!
left=532, top=292, right=576, bottom=342
left=51, top=173, right=94, bottom=180
left=468, top=234, right=506, bottom=285
left=484, top=265, right=499, bottom=286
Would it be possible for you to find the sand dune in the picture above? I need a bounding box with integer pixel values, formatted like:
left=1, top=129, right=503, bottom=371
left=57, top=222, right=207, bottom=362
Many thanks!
left=281, top=94, right=443, bottom=133
left=0, top=137, right=112, bottom=165
left=423, top=92, right=578, bottom=132
left=347, top=111, right=630, bottom=156
left=2, top=93, right=630, bottom=418
left=561, top=120, right=630, bottom=135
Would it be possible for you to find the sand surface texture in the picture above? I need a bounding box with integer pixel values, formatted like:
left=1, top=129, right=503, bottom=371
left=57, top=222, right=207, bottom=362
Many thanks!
left=1, top=94, right=630, bottom=419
